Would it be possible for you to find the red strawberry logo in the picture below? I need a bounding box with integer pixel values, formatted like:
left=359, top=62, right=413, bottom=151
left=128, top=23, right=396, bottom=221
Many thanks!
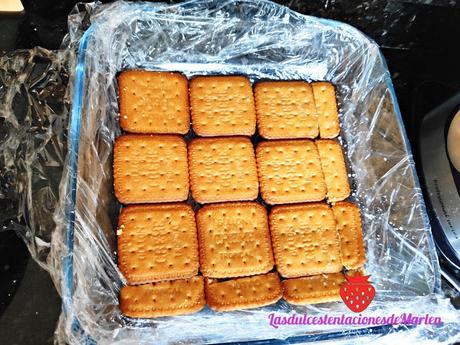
left=340, top=272, right=375, bottom=312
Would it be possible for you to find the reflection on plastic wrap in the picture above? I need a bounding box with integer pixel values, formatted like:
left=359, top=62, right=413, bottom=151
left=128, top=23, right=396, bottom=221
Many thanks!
left=278, top=0, right=420, bottom=51
left=0, top=47, right=69, bottom=271
left=2, top=0, right=460, bottom=344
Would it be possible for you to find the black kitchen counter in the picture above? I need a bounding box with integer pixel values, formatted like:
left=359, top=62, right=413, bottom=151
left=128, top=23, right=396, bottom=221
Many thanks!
left=1, top=1, right=460, bottom=344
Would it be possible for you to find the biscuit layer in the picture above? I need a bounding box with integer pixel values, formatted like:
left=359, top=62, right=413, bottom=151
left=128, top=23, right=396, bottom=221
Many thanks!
left=269, top=203, right=342, bottom=277
left=117, top=203, right=199, bottom=284
left=188, top=137, right=259, bottom=203
left=120, top=276, right=205, bottom=318
left=255, top=81, right=318, bottom=139
left=118, top=71, right=189, bottom=134
left=312, top=82, right=340, bottom=138
left=256, top=140, right=326, bottom=204
left=113, top=135, right=189, bottom=203
left=283, top=273, right=345, bottom=305
left=190, top=76, right=256, bottom=136
left=316, top=139, right=350, bottom=202
left=196, top=202, right=274, bottom=278
left=332, top=201, right=366, bottom=269
left=205, top=273, right=282, bottom=311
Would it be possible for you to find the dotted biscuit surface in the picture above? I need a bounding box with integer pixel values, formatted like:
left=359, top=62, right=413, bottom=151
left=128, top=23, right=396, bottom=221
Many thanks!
left=254, top=81, right=318, bottom=139
left=188, top=137, right=259, bottom=203
left=113, top=135, right=189, bottom=204
left=282, top=273, right=345, bottom=305
left=117, top=203, right=199, bottom=284
left=120, top=276, right=205, bottom=318
left=205, top=273, right=282, bottom=311
left=269, top=203, right=342, bottom=278
left=196, top=202, right=274, bottom=278
left=332, top=201, right=366, bottom=269
left=190, top=76, right=256, bottom=136
left=316, top=139, right=350, bottom=202
left=312, top=82, right=340, bottom=138
left=118, top=71, right=190, bottom=134
left=256, top=140, right=326, bottom=204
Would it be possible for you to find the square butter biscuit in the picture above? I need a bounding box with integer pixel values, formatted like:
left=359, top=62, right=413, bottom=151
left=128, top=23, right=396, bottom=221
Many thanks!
left=120, top=276, right=205, bottom=318
left=114, top=135, right=189, bottom=204
left=269, top=203, right=342, bottom=278
left=196, top=202, right=274, bottom=278
left=118, top=71, right=190, bottom=134
left=190, top=76, right=256, bottom=136
left=283, top=273, right=345, bottom=305
left=256, top=140, right=326, bottom=205
left=254, top=81, right=318, bottom=139
left=205, top=273, right=282, bottom=311
left=117, top=203, right=199, bottom=284
left=188, top=137, right=259, bottom=203
left=312, top=82, right=340, bottom=138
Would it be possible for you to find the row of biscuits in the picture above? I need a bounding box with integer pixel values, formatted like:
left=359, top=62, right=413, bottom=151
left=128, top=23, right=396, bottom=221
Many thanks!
left=114, top=135, right=350, bottom=205
left=121, top=270, right=366, bottom=317
left=118, top=202, right=364, bottom=283
left=120, top=271, right=363, bottom=317
left=118, top=200, right=365, bottom=317
left=118, top=71, right=340, bottom=139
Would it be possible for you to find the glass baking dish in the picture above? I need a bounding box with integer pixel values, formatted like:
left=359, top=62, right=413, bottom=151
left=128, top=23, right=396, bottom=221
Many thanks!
left=55, top=1, right=455, bottom=344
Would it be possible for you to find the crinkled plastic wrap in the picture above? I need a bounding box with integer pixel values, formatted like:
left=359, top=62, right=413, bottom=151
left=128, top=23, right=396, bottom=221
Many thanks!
left=0, top=47, right=70, bottom=274
left=3, top=0, right=460, bottom=344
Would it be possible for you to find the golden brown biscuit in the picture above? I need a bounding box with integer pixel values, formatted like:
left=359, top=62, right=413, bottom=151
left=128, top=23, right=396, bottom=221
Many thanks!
left=269, top=203, right=342, bottom=278
left=188, top=137, right=259, bottom=203
left=196, top=202, right=274, bottom=278
left=205, top=273, right=282, bottom=311
left=316, top=139, right=350, bottom=202
left=120, top=276, right=205, bottom=318
left=346, top=268, right=367, bottom=276
left=118, top=71, right=190, bottom=134
left=312, top=82, right=340, bottom=138
left=117, top=203, right=199, bottom=284
left=113, top=134, right=189, bottom=204
left=282, top=273, right=345, bottom=305
left=332, top=201, right=366, bottom=269
left=254, top=81, right=318, bottom=139
left=256, top=140, right=326, bottom=204
left=190, top=76, right=256, bottom=136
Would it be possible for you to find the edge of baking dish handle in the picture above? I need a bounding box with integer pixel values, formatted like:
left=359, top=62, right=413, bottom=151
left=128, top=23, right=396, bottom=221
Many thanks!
left=63, top=23, right=97, bottom=345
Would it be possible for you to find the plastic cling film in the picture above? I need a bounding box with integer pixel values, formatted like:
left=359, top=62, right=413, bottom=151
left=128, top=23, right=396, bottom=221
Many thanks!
left=1, top=1, right=460, bottom=344
left=0, top=47, right=70, bottom=275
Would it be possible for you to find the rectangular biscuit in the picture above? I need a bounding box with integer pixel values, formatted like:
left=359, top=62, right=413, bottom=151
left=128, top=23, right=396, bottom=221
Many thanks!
left=332, top=201, right=366, bottom=269
left=196, top=202, right=274, bottom=278
left=117, top=203, right=199, bottom=284
left=282, top=273, right=345, bottom=305
left=205, top=273, right=282, bottom=311
left=118, top=71, right=190, bottom=134
left=120, top=276, right=205, bottom=318
left=269, top=203, right=342, bottom=278
left=113, top=134, right=189, bottom=204
left=316, top=139, right=351, bottom=202
left=188, top=137, right=259, bottom=203
left=346, top=268, right=367, bottom=276
left=312, top=82, right=340, bottom=138
left=190, top=76, right=256, bottom=136
left=256, top=140, right=326, bottom=204
left=254, top=81, right=318, bottom=139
